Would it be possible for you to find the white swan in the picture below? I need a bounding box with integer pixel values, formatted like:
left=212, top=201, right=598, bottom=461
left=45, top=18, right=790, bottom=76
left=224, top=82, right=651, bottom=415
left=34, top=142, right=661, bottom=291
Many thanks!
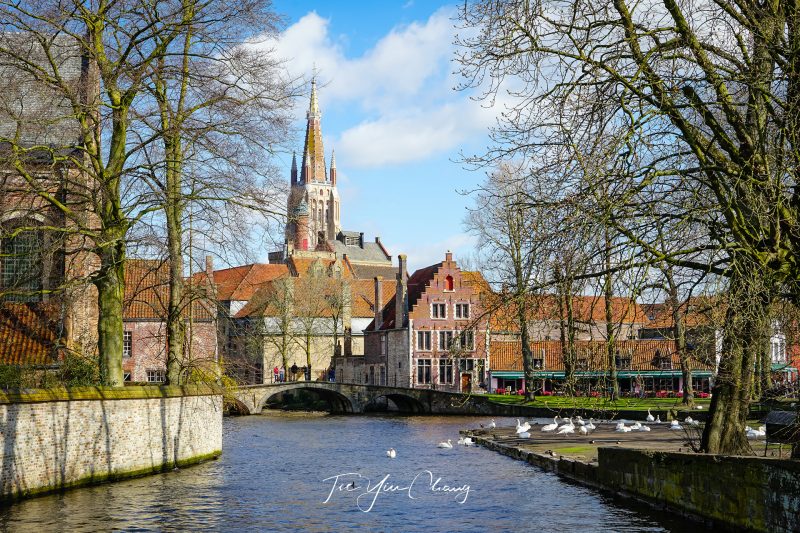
left=631, top=421, right=642, bottom=430
left=557, top=423, right=575, bottom=435
left=615, top=422, right=631, bottom=433
left=669, top=420, right=682, bottom=431
left=457, top=437, right=466, bottom=445
left=558, top=417, right=573, bottom=430
left=437, top=439, right=453, bottom=448
left=386, top=448, right=396, bottom=458
left=579, top=425, right=589, bottom=436
left=646, top=409, right=655, bottom=422
left=462, top=437, right=474, bottom=446
left=576, top=416, right=586, bottom=427
left=685, top=416, right=694, bottom=424
left=655, top=415, right=662, bottom=424
left=541, top=417, right=559, bottom=432
left=586, top=419, right=596, bottom=431
left=489, top=419, right=496, bottom=429
left=638, top=424, right=651, bottom=432
left=515, top=419, right=531, bottom=434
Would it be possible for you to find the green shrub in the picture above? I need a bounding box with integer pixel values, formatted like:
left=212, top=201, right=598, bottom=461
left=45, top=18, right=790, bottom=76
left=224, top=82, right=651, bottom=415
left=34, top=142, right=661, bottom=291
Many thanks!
left=59, top=353, right=100, bottom=387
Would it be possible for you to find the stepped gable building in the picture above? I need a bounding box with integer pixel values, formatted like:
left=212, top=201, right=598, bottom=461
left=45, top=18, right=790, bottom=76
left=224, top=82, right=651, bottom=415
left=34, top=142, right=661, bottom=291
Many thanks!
left=271, top=79, right=396, bottom=281
left=350, top=252, right=490, bottom=393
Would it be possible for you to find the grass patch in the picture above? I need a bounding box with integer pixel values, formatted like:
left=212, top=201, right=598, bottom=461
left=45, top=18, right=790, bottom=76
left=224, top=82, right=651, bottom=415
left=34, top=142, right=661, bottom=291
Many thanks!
left=485, top=394, right=711, bottom=412
left=555, top=445, right=594, bottom=455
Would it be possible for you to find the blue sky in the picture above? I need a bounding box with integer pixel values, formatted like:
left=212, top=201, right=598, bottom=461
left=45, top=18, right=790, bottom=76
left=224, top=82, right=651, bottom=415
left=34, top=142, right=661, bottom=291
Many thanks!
left=262, top=1, right=498, bottom=271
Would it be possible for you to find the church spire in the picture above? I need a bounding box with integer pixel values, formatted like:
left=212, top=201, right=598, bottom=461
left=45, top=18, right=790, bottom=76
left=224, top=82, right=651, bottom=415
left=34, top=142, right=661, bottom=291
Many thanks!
left=330, top=149, right=337, bottom=185
left=290, top=151, right=298, bottom=185
left=301, top=77, right=326, bottom=183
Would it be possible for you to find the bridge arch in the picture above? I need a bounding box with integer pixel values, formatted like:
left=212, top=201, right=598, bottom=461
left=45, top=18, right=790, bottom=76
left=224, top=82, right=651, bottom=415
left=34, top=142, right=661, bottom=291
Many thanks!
left=364, top=393, right=427, bottom=414
left=261, top=386, right=354, bottom=414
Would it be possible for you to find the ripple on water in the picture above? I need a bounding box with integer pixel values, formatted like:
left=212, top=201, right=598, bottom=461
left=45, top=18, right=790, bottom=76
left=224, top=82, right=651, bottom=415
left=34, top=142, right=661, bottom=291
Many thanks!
left=0, top=414, right=696, bottom=532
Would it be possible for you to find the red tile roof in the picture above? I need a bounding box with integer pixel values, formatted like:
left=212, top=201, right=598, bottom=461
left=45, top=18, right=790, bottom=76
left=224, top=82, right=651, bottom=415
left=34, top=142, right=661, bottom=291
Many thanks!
left=0, top=302, right=61, bottom=365
left=212, top=263, right=289, bottom=301
left=490, top=339, right=714, bottom=372
left=350, top=279, right=397, bottom=318
left=124, top=259, right=214, bottom=321
left=488, top=295, right=649, bottom=332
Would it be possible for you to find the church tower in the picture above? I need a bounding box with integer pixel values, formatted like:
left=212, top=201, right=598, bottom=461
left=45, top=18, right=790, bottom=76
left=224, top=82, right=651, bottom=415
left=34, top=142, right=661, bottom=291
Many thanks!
left=286, top=79, right=341, bottom=251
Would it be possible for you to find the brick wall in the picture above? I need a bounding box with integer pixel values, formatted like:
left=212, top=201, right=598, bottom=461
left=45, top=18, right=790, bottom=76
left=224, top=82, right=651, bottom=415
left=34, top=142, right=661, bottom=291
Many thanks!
left=123, top=321, right=217, bottom=382
left=0, top=389, right=222, bottom=500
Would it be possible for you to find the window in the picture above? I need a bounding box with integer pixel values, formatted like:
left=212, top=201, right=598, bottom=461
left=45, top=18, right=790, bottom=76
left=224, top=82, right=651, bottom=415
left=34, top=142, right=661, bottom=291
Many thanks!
left=123, top=372, right=131, bottom=382
left=381, top=334, right=388, bottom=355
left=772, top=336, right=786, bottom=363
left=459, top=359, right=475, bottom=372
left=455, top=303, right=470, bottom=319
left=576, top=357, right=589, bottom=371
left=458, top=330, right=475, bottom=351
left=533, top=358, right=544, bottom=370
left=380, top=366, right=386, bottom=385
left=417, top=359, right=432, bottom=384
left=123, top=331, right=132, bottom=359
left=369, top=366, right=375, bottom=385
left=444, top=275, right=454, bottom=291
left=615, top=355, right=632, bottom=369
left=438, top=330, right=454, bottom=350
left=0, top=230, right=42, bottom=301
left=431, top=303, right=446, bottom=319
left=146, top=369, right=166, bottom=383
left=417, top=330, right=432, bottom=351
left=438, top=359, right=454, bottom=384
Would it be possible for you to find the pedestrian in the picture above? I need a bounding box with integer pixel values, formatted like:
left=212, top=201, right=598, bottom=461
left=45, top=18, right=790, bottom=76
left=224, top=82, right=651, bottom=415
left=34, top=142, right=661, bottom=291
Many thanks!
left=273, top=366, right=279, bottom=383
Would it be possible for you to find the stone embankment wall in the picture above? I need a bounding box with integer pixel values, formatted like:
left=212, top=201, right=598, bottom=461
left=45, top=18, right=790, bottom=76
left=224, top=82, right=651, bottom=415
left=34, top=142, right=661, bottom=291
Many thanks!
left=599, top=448, right=800, bottom=533
left=0, top=386, right=222, bottom=501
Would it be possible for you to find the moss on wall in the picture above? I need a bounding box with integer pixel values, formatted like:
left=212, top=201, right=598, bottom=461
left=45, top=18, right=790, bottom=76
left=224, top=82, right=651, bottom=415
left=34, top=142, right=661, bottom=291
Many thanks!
left=0, top=384, right=222, bottom=405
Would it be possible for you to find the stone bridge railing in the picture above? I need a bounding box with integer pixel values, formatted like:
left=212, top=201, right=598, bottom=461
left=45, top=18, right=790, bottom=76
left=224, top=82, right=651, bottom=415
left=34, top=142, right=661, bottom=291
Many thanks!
left=227, top=381, right=516, bottom=416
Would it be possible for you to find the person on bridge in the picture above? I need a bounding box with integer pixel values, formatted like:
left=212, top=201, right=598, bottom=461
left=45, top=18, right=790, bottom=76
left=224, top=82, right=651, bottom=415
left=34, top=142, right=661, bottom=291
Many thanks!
left=273, top=366, right=279, bottom=383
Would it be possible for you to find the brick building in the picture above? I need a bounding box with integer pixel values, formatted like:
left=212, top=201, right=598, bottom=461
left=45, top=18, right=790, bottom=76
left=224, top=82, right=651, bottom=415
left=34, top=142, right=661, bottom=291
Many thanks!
left=122, top=259, right=217, bottom=383
left=355, top=252, right=490, bottom=393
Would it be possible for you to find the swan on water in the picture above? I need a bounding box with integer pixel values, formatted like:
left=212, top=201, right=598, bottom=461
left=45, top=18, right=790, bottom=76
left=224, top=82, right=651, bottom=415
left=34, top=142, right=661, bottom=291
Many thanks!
left=655, top=415, right=662, bottom=424
left=437, top=439, right=453, bottom=449
left=462, top=437, right=474, bottom=446
left=386, top=448, right=397, bottom=458
left=558, top=417, right=573, bottom=430
left=615, top=422, right=631, bottom=433
left=489, top=419, right=496, bottom=429
left=669, top=420, right=682, bottom=431
left=646, top=409, right=655, bottom=422
left=630, top=421, right=642, bottom=430
left=586, top=419, right=596, bottom=431
left=516, top=419, right=532, bottom=434
left=579, top=425, right=589, bottom=436
left=576, top=416, right=586, bottom=427
left=541, top=417, right=559, bottom=432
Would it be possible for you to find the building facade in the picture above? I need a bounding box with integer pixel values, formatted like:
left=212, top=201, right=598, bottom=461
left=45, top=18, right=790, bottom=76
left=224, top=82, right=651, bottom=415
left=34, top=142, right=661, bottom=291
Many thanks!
left=357, top=252, right=490, bottom=393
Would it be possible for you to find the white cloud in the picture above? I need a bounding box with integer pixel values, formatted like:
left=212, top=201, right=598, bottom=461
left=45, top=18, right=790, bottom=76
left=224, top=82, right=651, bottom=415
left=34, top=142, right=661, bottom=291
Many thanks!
left=255, top=8, right=496, bottom=169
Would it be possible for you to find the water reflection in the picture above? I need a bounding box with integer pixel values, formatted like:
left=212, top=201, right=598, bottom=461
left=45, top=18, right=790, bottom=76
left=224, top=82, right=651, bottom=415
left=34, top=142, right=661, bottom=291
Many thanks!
left=0, top=414, right=694, bottom=532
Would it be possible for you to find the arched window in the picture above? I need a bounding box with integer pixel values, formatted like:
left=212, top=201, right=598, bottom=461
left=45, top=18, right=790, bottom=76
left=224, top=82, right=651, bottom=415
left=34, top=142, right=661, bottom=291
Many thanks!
left=1, top=228, right=43, bottom=301
left=444, top=275, right=454, bottom=291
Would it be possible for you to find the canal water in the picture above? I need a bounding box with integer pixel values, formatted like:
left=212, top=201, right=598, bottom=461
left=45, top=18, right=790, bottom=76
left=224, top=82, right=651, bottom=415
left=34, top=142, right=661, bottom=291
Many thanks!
left=0, top=414, right=695, bottom=532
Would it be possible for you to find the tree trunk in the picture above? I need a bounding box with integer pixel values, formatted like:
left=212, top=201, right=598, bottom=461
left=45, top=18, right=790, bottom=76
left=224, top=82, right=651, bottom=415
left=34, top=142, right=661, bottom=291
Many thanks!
left=603, top=234, right=618, bottom=400
left=95, top=243, right=126, bottom=386
left=519, top=297, right=536, bottom=400
left=165, top=158, right=185, bottom=384
left=701, top=264, right=770, bottom=454
left=666, top=268, right=693, bottom=405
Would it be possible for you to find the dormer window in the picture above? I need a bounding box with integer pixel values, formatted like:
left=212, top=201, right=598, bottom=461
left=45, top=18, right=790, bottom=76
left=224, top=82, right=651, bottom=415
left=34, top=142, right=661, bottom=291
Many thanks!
left=444, top=275, right=454, bottom=291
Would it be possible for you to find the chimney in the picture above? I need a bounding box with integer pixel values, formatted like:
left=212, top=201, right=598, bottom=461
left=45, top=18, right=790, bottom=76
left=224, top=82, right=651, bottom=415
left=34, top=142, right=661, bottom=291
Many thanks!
left=395, top=255, right=408, bottom=329
left=445, top=251, right=453, bottom=263
left=374, top=277, right=383, bottom=330
left=205, top=255, right=213, bottom=275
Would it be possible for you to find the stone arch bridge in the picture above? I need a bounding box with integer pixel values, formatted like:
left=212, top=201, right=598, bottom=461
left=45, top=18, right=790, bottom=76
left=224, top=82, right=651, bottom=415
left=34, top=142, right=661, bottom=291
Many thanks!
left=228, top=382, right=509, bottom=416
